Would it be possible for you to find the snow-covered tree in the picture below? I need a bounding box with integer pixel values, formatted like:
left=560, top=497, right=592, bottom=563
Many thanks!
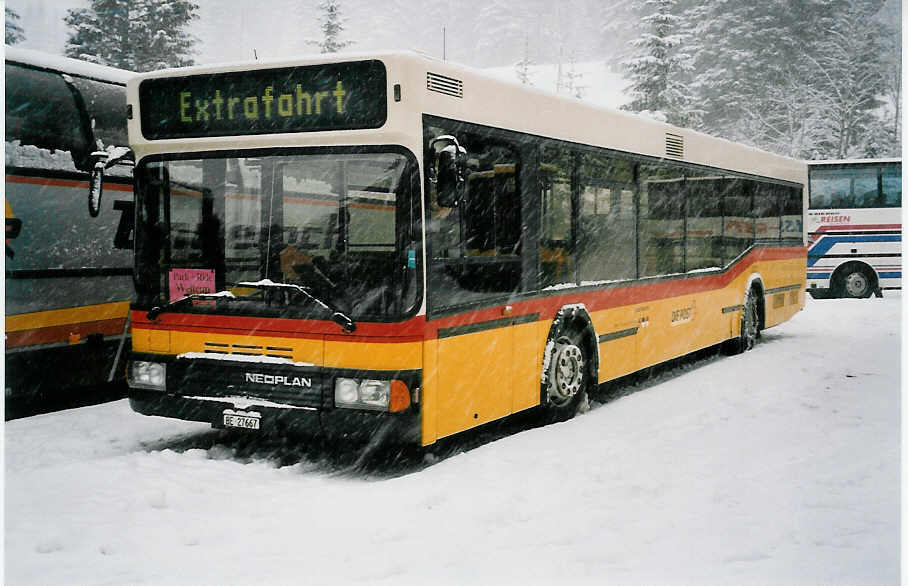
left=132, top=0, right=199, bottom=71
left=875, top=0, right=902, bottom=156
left=563, top=51, right=586, bottom=99
left=514, top=37, right=534, bottom=86
left=64, top=0, right=198, bottom=72
left=807, top=0, right=889, bottom=158
left=681, top=0, right=895, bottom=159
left=309, top=0, right=352, bottom=54
left=6, top=7, right=26, bottom=45
left=621, top=0, right=696, bottom=126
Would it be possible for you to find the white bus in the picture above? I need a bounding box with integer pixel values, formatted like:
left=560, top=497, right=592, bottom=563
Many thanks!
left=806, top=159, right=901, bottom=298
left=5, top=47, right=135, bottom=417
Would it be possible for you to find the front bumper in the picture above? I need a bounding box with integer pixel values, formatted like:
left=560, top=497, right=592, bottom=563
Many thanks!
left=127, top=353, right=421, bottom=444
left=129, top=389, right=420, bottom=443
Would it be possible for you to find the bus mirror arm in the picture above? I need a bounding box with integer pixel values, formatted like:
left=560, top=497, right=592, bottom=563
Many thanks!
left=87, top=146, right=135, bottom=218
left=429, top=135, right=467, bottom=208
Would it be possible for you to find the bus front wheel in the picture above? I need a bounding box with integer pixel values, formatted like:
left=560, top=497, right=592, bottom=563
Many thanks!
left=543, top=332, right=590, bottom=421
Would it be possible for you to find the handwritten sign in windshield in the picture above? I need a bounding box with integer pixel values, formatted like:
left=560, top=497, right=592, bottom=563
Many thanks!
left=140, top=60, right=387, bottom=140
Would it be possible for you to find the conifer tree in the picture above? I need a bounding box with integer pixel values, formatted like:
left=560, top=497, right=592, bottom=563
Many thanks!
left=64, top=0, right=198, bottom=72
left=621, top=0, right=695, bottom=125
left=6, top=7, right=26, bottom=45
left=515, top=37, right=534, bottom=86
left=564, top=51, right=586, bottom=99
left=309, top=0, right=353, bottom=54
left=684, top=0, right=893, bottom=159
left=807, top=0, right=890, bottom=157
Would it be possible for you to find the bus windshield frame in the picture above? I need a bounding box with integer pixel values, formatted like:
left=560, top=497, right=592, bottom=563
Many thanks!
left=133, top=145, right=422, bottom=323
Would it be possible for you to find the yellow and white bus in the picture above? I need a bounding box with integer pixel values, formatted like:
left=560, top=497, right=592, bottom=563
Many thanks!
left=123, top=52, right=806, bottom=445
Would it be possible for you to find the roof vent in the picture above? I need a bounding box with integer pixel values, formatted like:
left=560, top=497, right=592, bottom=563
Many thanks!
left=665, top=133, right=684, bottom=159
left=427, top=72, right=463, bottom=98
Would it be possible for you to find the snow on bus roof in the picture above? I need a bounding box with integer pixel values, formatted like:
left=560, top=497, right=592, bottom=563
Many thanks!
left=4, top=45, right=134, bottom=84
left=808, top=158, right=901, bottom=165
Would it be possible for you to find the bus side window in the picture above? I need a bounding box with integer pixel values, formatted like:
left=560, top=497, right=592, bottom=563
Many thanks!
left=722, top=179, right=754, bottom=262
left=780, top=186, right=803, bottom=241
left=881, top=165, right=901, bottom=207
left=5, top=64, right=89, bottom=168
left=577, top=152, right=636, bottom=282
left=425, top=121, right=523, bottom=311
left=639, top=165, right=684, bottom=276
left=753, top=182, right=781, bottom=240
left=685, top=177, right=723, bottom=270
left=539, top=144, right=575, bottom=287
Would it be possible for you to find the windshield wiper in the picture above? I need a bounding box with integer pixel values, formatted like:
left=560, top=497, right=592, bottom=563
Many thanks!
left=238, top=279, right=357, bottom=333
left=146, top=291, right=236, bottom=320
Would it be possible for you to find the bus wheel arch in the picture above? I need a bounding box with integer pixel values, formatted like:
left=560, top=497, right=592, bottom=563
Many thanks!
left=540, top=305, right=598, bottom=421
left=831, top=261, right=877, bottom=298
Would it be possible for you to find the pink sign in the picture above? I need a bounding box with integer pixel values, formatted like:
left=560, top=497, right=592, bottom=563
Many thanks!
left=169, top=268, right=215, bottom=302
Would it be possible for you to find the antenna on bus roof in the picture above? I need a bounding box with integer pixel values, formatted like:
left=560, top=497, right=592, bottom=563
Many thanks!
left=443, top=27, right=446, bottom=61
left=253, top=49, right=259, bottom=61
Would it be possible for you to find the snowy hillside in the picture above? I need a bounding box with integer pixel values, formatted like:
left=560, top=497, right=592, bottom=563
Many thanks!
left=5, top=295, right=900, bottom=585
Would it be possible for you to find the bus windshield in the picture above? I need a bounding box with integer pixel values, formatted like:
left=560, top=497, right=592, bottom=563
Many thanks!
left=135, top=149, right=420, bottom=321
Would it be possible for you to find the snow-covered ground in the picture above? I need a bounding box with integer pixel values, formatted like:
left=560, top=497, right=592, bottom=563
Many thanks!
left=5, top=295, right=900, bottom=585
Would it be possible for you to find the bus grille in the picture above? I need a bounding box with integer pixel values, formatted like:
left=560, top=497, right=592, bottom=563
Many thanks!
left=169, top=358, right=328, bottom=409
left=204, top=341, right=294, bottom=360
left=427, top=72, right=463, bottom=98
left=665, top=133, right=685, bottom=158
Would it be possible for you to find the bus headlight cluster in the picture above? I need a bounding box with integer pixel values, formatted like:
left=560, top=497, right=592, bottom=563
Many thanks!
left=334, top=378, right=410, bottom=412
left=129, top=361, right=166, bottom=391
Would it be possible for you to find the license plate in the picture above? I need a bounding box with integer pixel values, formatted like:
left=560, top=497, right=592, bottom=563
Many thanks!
left=223, top=413, right=260, bottom=430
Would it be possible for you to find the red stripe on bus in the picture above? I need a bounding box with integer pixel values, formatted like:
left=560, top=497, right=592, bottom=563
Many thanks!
left=6, top=317, right=127, bottom=349
left=132, top=246, right=805, bottom=341
left=6, top=174, right=133, bottom=192
left=814, top=224, right=901, bottom=232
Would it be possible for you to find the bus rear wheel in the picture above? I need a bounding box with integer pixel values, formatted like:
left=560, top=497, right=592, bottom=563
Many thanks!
left=838, top=265, right=874, bottom=298
left=543, top=333, right=590, bottom=421
left=740, top=292, right=760, bottom=351
left=725, top=289, right=760, bottom=355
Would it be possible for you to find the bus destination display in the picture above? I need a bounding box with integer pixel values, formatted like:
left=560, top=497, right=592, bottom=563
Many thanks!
left=139, top=60, right=387, bottom=139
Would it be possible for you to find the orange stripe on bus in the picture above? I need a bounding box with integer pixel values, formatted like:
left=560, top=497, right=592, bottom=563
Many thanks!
left=6, top=174, right=133, bottom=192
left=6, top=317, right=127, bottom=349
left=6, top=301, right=131, bottom=332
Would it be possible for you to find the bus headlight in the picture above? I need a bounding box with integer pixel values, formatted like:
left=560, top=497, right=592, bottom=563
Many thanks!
left=129, top=361, right=166, bottom=391
left=334, top=378, right=410, bottom=412
left=335, top=378, right=361, bottom=405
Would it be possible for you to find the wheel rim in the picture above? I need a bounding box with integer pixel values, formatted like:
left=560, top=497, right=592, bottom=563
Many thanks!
left=548, top=338, right=584, bottom=407
left=843, top=271, right=869, bottom=297
left=742, top=296, right=758, bottom=351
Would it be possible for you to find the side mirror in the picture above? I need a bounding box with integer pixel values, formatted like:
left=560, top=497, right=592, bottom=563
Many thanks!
left=87, top=146, right=134, bottom=217
left=429, top=135, right=467, bottom=208
left=88, top=151, right=107, bottom=217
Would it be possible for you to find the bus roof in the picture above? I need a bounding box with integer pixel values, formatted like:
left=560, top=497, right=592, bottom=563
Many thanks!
left=5, top=45, right=134, bottom=85
left=127, top=51, right=806, bottom=184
